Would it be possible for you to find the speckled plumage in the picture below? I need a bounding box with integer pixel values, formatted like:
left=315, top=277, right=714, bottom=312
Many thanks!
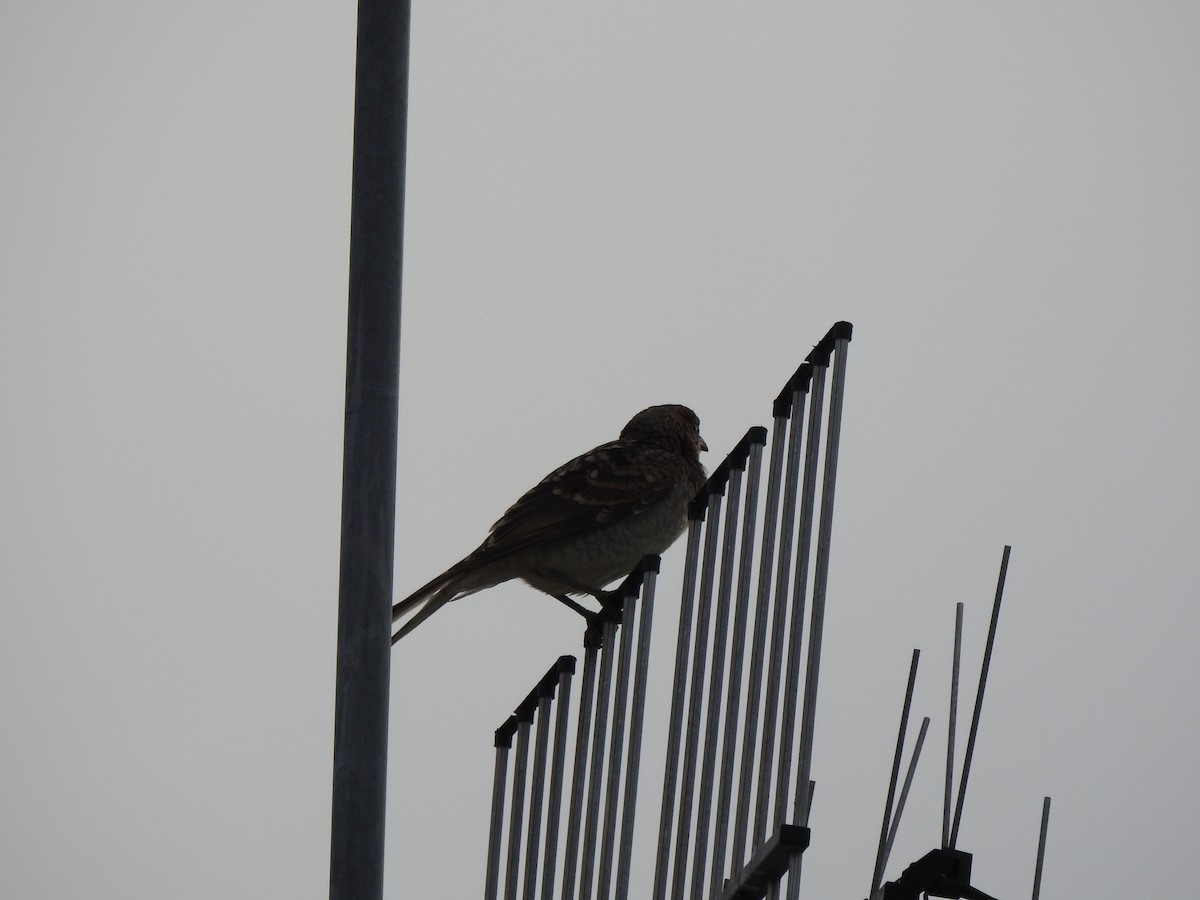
left=391, top=405, right=707, bottom=643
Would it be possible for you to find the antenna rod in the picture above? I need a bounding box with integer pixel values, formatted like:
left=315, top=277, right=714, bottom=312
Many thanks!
left=329, top=0, right=410, bottom=896
left=950, top=545, right=1012, bottom=847
left=942, top=602, right=963, bottom=847
left=880, top=717, right=931, bottom=884
left=1031, top=796, right=1052, bottom=900
left=870, top=649, right=920, bottom=898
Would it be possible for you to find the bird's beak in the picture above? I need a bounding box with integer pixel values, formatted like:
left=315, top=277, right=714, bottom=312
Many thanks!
left=700, top=436, right=709, bottom=452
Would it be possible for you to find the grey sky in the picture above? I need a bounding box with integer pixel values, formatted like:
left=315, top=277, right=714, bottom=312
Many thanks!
left=3, top=3, right=1198, bottom=898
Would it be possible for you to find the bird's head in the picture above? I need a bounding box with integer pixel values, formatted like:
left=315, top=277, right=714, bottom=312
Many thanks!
left=621, top=404, right=708, bottom=458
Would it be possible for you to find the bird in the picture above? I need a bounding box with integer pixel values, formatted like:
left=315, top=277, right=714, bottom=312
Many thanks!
left=391, top=404, right=708, bottom=643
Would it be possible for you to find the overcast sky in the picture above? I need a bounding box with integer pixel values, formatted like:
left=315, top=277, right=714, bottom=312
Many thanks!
left=3, top=3, right=1198, bottom=898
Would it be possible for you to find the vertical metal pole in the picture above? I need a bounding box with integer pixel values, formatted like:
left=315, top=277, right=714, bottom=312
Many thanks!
left=773, top=363, right=827, bottom=830
left=652, top=508, right=707, bottom=900
left=540, top=659, right=576, bottom=900
left=505, top=707, right=535, bottom=900
left=793, top=328, right=852, bottom=829
left=598, top=596, right=639, bottom=900
left=710, top=434, right=766, bottom=895
left=870, top=650, right=920, bottom=899
left=1031, top=796, right=1051, bottom=900
left=753, top=384, right=809, bottom=846
left=691, top=456, right=747, bottom=898
left=731, top=410, right=790, bottom=870
left=616, top=561, right=660, bottom=899
left=943, top=603, right=963, bottom=848
left=522, top=686, right=556, bottom=900
left=486, top=719, right=517, bottom=900
left=329, top=0, right=410, bottom=895
left=950, top=545, right=1012, bottom=847
left=561, top=646, right=599, bottom=900
left=670, top=487, right=725, bottom=900
left=579, top=617, right=619, bottom=900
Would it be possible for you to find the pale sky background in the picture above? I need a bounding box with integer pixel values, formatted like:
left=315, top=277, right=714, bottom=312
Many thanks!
left=3, top=3, right=1199, bottom=898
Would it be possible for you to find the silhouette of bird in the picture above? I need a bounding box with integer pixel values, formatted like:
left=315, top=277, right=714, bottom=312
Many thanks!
left=392, top=405, right=708, bottom=643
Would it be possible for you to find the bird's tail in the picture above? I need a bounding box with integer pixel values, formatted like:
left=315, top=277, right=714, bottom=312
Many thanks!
left=391, top=563, right=486, bottom=644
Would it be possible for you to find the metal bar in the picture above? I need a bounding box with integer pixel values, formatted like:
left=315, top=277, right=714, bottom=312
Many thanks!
left=731, top=411, right=790, bottom=871
left=522, top=687, right=555, bottom=900
left=504, top=710, right=534, bottom=900
left=781, top=783, right=814, bottom=900
left=561, top=646, right=599, bottom=900
left=598, top=594, right=639, bottom=900
left=773, top=362, right=827, bottom=830
left=753, top=385, right=808, bottom=845
left=710, top=434, right=767, bottom=896
left=880, top=716, right=931, bottom=881
left=793, top=327, right=852, bottom=829
left=670, top=488, right=726, bottom=900
left=652, top=511, right=707, bottom=900
left=617, top=560, right=660, bottom=899
left=579, top=616, right=619, bottom=900
left=950, top=545, right=1012, bottom=848
left=328, top=0, right=410, bottom=896
left=1031, top=796, right=1051, bottom=900
left=943, top=603, right=963, bottom=848
left=691, top=457, right=747, bottom=898
left=486, top=719, right=517, bottom=900
left=870, top=649, right=920, bottom=898
left=540, top=659, right=576, bottom=900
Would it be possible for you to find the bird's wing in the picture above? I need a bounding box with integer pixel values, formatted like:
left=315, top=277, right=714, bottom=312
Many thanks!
left=470, top=440, right=685, bottom=563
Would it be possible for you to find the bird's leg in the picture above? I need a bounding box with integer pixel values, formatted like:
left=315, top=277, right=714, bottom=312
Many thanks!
left=552, top=592, right=597, bottom=622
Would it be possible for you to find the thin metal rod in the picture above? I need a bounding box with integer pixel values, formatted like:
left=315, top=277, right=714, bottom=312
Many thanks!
left=753, top=387, right=809, bottom=845
left=561, top=647, right=599, bottom=900
left=731, top=413, right=789, bottom=870
left=652, top=515, right=706, bottom=900
left=579, top=618, right=619, bottom=900
left=781, top=781, right=814, bottom=900
left=943, top=603, right=963, bottom=848
left=504, top=717, right=533, bottom=900
left=774, top=363, right=827, bottom=830
left=616, top=563, right=659, bottom=899
left=522, top=692, right=554, bottom=900
left=690, top=463, right=745, bottom=899
left=710, top=438, right=766, bottom=895
left=1031, top=796, right=1051, bottom=900
left=870, top=649, right=920, bottom=898
left=486, top=720, right=516, bottom=900
left=793, top=334, right=851, bottom=828
left=950, top=545, right=1012, bottom=847
left=328, top=1, right=410, bottom=896
left=598, top=598, right=639, bottom=900
left=670, top=489, right=725, bottom=900
left=880, top=716, right=931, bottom=881
left=540, top=662, right=575, bottom=900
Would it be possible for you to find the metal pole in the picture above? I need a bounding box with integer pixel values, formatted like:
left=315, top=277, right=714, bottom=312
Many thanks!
left=329, top=0, right=410, bottom=895
left=870, top=650, right=920, bottom=899
left=753, top=385, right=809, bottom=845
left=943, top=603, right=963, bottom=848
left=652, top=510, right=706, bottom=900
left=880, top=717, right=931, bottom=882
left=540, top=659, right=576, bottom=900
left=950, top=545, right=1012, bottom=847
left=505, top=706, right=535, bottom=900
left=691, top=455, right=747, bottom=898
left=486, top=719, right=517, bottom=900
left=598, top=595, right=639, bottom=900
left=1031, top=796, right=1051, bottom=900
left=710, top=433, right=766, bottom=895
left=773, top=362, right=827, bottom=830
left=670, top=487, right=726, bottom=900
left=731, top=409, right=791, bottom=870
left=793, top=326, right=852, bottom=829
left=617, top=561, right=660, bottom=899
left=579, top=616, right=619, bottom=900
left=523, top=679, right=557, bottom=900
left=561, top=646, right=599, bottom=900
